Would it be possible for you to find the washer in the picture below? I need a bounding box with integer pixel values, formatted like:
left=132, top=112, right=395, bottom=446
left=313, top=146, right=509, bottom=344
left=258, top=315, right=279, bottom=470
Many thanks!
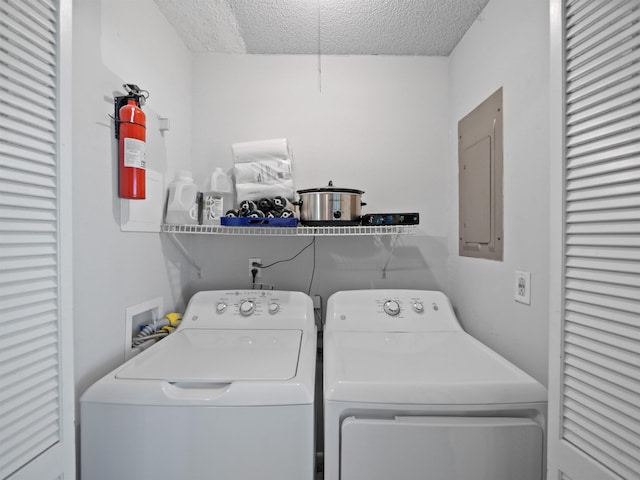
left=81, top=290, right=316, bottom=480
left=323, top=289, right=547, bottom=480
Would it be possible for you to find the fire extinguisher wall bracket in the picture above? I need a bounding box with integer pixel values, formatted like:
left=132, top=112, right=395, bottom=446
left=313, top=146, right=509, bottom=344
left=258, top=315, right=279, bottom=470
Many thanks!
left=116, top=84, right=149, bottom=199
left=113, top=84, right=148, bottom=139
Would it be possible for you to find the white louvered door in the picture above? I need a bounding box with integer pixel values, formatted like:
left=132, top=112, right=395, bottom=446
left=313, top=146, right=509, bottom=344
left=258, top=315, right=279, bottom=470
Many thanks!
left=0, top=0, right=74, bottom=479
left=548, top=1, right=640, bottom=479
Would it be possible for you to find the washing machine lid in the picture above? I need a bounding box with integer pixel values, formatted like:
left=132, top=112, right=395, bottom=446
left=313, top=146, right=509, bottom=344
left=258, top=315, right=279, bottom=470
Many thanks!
left=324, top=331, right=547, bottom=405
left=117, top=329, right=302, bottom=382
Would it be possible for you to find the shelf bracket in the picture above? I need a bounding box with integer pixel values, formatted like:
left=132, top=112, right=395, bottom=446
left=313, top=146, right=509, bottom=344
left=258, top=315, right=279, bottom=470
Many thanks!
left=168, top=233, right=202, bottom=278
left=382, top=233, right=401, bottom=279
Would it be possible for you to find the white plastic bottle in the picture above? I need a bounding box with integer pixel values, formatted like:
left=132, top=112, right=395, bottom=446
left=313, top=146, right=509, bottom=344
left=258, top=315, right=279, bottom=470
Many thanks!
left=202, top=168, right=233, bottom=225
left=165, top=170, right=199, bottom=225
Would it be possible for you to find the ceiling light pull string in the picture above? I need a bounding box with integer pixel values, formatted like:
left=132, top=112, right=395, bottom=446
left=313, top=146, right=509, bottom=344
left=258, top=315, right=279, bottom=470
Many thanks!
left=317, top=0, right=322, bottom=92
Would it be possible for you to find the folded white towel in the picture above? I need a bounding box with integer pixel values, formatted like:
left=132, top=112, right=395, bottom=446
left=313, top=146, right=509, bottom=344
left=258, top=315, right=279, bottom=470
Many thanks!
left=232, top=138, right=290, bottom=163
left=232, top=138, right=295, bottom=201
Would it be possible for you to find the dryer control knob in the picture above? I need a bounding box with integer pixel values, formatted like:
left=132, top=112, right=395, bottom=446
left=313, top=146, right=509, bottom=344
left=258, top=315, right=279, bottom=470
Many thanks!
left=239, top=300, right=255, bottom=316
left=412, top=301, right=424, bottom=313
left=383, top=300, right=400, bottom=316
left=268, top=302, right=280, bottom=314
left=216, top=302, right=227, bottom=313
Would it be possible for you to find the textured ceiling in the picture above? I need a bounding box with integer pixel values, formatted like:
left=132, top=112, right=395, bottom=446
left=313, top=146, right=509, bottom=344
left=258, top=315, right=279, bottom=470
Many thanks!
left=153, top=0, right=490, bottom=56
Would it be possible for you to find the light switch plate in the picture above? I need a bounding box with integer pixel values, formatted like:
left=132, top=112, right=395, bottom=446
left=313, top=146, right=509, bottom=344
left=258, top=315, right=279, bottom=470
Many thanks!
left=515, top=271, right=531, bottom=305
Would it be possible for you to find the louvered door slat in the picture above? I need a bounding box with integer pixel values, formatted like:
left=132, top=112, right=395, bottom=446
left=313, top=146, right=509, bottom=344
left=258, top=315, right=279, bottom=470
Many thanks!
left=0, top=383, right=57, bottom=423
left=0, top=367, right=58, bottom=405
left=566, top=142, right=640, bottom=170
left=568, top=164, right=640, bottom=189
left=565, top=390, right=640, bottom=437
left=565, top=345, right=640, bottom=385
left=0, top=116, right=56, bottom=145
left=565, top=194, right=640, bottom=212
left=566, top=222, right=640, bottom=235
left=566, top=65, right=635, bottom=115
left=567, top=2, right=640, bottom=57
left=0, top=50, right=55, bottom=89
left=565, top=257, right=640, bottom=275
left=566, top=47, right=640, bottom=95
left=0, top=343, right=58, bottom=382
left=567, top=283, right=639, bottom=308
left=563, top=419, right=640, bottom=477
left=0, top=13, right=56, bottom=57
left=0, top=76, right=56, bottom=113
left=568, top=116, right=640, bottom=148
left=568, top=128, right=640, bottom=158
left=0, top=143, right=57, bottom=168
left=567, top=208, right=640, bottom=223
left=2, top=102, right=57, bottom=133
left=1, top=414, right=59, bottom=464
left=568, top=31, right=640, bottom=84
left=566, top=234, right=640, bottom=247
left=566, top=309, right=640, bottom=339
left=0, top=180, right=56, bottom=200
left=0, top=1, right=62, bottom=476
left=567, top=83, right=640, bottom=124
left=0, top=58, right=55, bottom=100
left=566, top=288, right=640, bottom=312
left=5, top=0, right=56, bottom=34
left=565, top=379, right=640, bottom=422
left=567, top=154, right=640, bottom=180
left=564, top=407, right=640, bottom=459
left=568, top=99, right=640, bottom=138
left=0, top=291, right=57, bottom=312
left=0, top=129, right=56, bottom=155
left=566, top=267, right=640, bottom=288
left=0, top=167, right=57, bottom=187
left=565, top=0, right=618, bottom=31
left=561, top=4, right=640, bottom=478
left=1, top=311, right=57, bottom=336
left=1, top=28, right=56, bottom=77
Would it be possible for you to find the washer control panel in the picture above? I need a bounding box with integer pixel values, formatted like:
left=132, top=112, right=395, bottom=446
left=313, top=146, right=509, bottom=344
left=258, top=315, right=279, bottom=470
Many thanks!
left=326, top=289, right=462, bottom=332
left=181, top=290, right=314, bottom=330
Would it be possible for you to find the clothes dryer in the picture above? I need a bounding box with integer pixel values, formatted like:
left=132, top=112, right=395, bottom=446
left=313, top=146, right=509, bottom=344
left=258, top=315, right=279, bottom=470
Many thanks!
left=81, top=290, right=316, bottom=480
left=323, top=289, right=547, bottom=480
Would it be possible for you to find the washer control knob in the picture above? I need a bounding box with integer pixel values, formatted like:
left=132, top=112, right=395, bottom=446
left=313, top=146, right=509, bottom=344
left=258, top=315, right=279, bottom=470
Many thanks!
left=239, top=300, right=255, bottom=316
left=383, top=300, right=400, bottom=316
left=216, top=302, right=227, bottom=314
left=268, top=302, right=280, bottom=314
left=412, top=301, right=424, bottom=313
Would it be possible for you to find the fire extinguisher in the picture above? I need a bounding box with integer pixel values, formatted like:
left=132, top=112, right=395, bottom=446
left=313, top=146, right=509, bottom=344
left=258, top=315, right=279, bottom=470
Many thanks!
left=114, top=84, right=149, bottom=199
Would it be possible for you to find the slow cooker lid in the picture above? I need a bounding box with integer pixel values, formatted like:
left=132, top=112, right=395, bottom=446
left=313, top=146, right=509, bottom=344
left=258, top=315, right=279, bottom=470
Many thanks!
left=297, top=186, right=364, bottom=194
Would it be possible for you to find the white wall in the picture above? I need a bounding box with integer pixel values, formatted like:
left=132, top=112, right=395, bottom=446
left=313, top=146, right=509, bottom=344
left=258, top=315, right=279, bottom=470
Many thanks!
left=71, top=0, right=551, bottom=414
left=72, top=0, right=193, bottom=403
left=186, top=54, right=451, bottom=308
left=448, top=0, right=550, bottom=384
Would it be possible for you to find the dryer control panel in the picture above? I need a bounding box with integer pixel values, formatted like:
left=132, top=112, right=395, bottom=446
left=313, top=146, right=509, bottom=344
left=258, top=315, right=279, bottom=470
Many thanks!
left=180, top=290, right=315, bottom=331
left=326, top=289, right=463, bottom=333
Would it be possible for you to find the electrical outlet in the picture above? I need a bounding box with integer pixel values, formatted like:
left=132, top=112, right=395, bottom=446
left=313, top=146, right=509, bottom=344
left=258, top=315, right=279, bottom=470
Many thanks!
left=249, top=257, right=262, bottom=278
left=515, top=270, right=531, bottom=305
left=312, top=295, right=321, bottom=311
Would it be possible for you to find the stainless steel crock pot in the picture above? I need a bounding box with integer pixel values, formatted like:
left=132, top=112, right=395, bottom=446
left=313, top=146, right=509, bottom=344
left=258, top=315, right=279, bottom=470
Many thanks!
left=295, top=181, right=366, bottom=226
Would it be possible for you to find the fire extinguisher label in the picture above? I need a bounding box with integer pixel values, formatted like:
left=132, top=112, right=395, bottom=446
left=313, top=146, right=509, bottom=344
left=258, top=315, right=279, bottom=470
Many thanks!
left=123, top=137, right=146, bottom=170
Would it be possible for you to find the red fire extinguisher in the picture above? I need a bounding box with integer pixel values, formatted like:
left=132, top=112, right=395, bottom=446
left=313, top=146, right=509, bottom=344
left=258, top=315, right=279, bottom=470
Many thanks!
left=115, top=84, right=148, bottom=199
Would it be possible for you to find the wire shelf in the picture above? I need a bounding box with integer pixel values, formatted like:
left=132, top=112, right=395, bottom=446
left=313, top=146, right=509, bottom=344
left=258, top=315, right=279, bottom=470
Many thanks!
left=161, top=224, right=416, bottom=236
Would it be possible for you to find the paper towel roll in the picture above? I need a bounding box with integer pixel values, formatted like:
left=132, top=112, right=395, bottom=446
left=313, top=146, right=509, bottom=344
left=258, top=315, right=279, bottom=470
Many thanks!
left=232, top=138, right=290, bottom=163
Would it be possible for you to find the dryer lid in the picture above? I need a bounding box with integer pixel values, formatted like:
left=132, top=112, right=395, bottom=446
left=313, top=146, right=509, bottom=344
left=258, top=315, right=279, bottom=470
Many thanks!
left=324, top=331, right=547, bottom=405
left=117, top=329, right=302, bottom=382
